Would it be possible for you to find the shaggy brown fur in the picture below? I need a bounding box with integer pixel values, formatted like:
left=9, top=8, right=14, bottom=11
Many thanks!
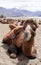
left=2, top=19, right=38, bottom=59
left=9, top=20, right=25, bottom=30
left=2, top=26, right=23, bottom=45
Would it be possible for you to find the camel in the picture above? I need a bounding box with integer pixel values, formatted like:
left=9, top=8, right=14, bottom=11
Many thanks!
left=2, top=19, right=38, bottom=59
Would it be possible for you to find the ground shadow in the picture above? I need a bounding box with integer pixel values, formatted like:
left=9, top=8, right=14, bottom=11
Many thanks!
left=17, top=53, right=29, bottom=65
left=1, top=44, right=8, bottom=50
left=1, top=44, right=29, bottom=65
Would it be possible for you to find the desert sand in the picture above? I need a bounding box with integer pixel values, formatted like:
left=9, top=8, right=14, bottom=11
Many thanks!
left=0, top=21, right=41, bottom=65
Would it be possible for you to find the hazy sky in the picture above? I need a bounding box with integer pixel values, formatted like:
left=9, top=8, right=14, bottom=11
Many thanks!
left=0, top=0, right=41, bottom=11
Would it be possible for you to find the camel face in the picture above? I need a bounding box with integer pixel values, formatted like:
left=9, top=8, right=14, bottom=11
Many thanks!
left=24, top=24, right=36, bottom=42
left=24, top=19, right=38, bottom=42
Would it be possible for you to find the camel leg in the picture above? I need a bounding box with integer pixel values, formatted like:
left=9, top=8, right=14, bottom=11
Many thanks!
left=27, top=46, right=37, bottom=59
left=22, top=44, right=37, bottom=59
left=7, top=44, right=17, bottom=59
left=29, top=46, right=37, bottom=59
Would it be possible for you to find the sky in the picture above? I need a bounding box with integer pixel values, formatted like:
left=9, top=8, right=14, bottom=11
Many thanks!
left=0, top=0, right=41, bottom=11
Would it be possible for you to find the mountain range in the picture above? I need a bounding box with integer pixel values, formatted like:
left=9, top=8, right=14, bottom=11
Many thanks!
left=0, top=7, right=41, bottom=17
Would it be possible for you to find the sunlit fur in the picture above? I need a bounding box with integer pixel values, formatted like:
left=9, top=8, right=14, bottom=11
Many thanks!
left=2, top=19, right=38, bottom=59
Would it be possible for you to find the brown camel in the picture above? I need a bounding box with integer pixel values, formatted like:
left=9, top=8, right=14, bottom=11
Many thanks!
left=2, top=19, right=38, bottom=59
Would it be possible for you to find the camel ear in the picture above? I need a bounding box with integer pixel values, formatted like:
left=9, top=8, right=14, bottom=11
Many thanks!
left=14, top=26, right=24, bottom=34
left=35, top=23, right=39, bottom=28
left=30, top=20, right=39, bottom=31
left=33, top=21, right=39, bottom=28
left=20, top=20, right=25, bottom=25
left=9, top=24, right=16, bottom=30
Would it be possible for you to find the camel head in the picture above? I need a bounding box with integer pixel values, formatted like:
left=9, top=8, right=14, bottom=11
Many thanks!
left=23, top=19, right=38, bottom=42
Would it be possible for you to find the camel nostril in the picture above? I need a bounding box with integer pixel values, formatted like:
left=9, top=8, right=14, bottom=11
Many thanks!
left=33, top=28, right=36, bottom=31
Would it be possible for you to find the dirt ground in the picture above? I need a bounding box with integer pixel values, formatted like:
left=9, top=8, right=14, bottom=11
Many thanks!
left=0, top=23, right=41, bottom=65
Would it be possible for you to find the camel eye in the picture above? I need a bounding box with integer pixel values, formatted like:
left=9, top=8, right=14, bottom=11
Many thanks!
left=31, top=25, right=36, bottom=31
left=33, top=28, right=36, bottom=31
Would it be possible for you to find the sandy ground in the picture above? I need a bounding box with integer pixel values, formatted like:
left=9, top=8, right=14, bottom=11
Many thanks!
left=0, top=23, right=41, bottom=65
